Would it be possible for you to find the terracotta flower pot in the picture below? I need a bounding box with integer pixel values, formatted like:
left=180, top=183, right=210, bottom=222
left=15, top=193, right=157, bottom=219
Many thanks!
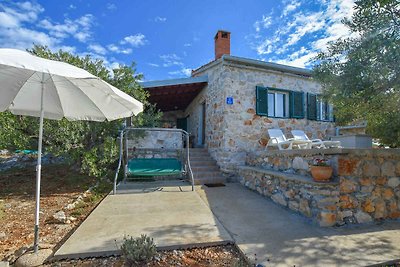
left=310, top=166, right=333, bottom=182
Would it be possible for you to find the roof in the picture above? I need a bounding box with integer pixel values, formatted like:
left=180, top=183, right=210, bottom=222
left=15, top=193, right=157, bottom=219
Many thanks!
left=140, top=76, right=208, bottom=88
left=139, top=76, right=208, bottom=112
left=193, top=55, right=312, bottom=77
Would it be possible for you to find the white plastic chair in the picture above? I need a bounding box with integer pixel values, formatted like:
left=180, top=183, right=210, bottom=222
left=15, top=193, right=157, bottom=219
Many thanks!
left=267, top=129, right=312, bottom=150
left=291, top=130, right=341, bottom=148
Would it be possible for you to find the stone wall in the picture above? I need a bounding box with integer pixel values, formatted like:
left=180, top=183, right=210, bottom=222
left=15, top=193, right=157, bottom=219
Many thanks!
left=221, top=63, right=335, bottom=172
left=239, top=166, right=340, bottom=226
left=240, top=148, right=400, bottom=226
left=188, top=61, right=335, bottom=174
left=127, top=130, right=183, bottom=150
left=161, top=111, right=185, bottom=128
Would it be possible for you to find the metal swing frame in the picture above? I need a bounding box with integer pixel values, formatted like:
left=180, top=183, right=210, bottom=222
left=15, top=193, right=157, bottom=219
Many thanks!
left=113, top=127, right=194, bottom=194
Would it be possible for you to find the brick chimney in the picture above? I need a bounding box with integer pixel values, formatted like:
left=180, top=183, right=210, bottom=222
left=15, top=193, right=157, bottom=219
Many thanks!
left=214, top=30, right=230, bottom=60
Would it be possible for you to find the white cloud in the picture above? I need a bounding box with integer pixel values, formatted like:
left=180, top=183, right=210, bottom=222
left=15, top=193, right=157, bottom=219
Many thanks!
left=250, top=0, right=355, bottom=68
left=148, top=63, right=160, bottom=67
left=154, top=16, right=166, bottom=23
left=283, top=0, right=300, bottom=16
left=107, top=44, right=132, bottom=54
left=254, top=15, right=272, bottom=32
left=69, top=4, right=76, bottom=10
left=184, top=43, right=192, bottom=47
left=160, top=54, right=183, bottom=67
left=88, top=44, right=107, bottom=55
left=38, top=14, right=95, bottom=43
left=168, top=68, right=192, bottom=77
left=107, top=3, right=117, bottom=10
left=120, top=34, right=147, bottom=47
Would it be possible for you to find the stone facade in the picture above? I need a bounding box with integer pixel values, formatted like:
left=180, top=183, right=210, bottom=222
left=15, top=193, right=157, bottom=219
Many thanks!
left=182, top=59, right=335, bottom=173
left=239, top=148, right=400, bottom=226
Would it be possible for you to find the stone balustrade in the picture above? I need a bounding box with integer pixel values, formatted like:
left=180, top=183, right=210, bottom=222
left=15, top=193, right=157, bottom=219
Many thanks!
left=239, top=148, right=400, bottom=226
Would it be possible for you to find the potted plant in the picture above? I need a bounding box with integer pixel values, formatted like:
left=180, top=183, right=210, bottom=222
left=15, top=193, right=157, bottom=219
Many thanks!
left=310, top=158, right=333, bottom=182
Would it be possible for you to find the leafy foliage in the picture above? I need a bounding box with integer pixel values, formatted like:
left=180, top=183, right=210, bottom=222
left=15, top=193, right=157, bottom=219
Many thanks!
left=313, top=0, right=400, bottom=147
left=120, top=234, right=157, bottom=266
left=0, top=45, right=162, bottom=176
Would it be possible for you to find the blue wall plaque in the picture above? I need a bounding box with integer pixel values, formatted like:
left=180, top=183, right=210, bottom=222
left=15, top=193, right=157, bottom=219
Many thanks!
left=226, top=97, right=233, bottom=105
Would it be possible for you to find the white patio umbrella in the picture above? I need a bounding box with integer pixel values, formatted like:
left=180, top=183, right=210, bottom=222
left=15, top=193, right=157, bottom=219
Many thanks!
left=0, top=48, right=143, bottom=252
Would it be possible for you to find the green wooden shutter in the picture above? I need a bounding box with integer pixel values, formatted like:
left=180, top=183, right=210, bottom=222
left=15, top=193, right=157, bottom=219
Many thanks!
left=256, top=86, right=268, bottom=116
left=290, top=91, right=304, bottom=119
left=307, top=93, right=317, bottom=120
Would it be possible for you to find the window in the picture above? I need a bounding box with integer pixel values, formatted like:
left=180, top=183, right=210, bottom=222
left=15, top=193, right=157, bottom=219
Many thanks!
left=267, top=91, right=289, bottom=117
left=256, top=86, right=304, bottom=119
left=317, top=97, right=334, bottom=121
left=307, top=93, right=334, bottom=121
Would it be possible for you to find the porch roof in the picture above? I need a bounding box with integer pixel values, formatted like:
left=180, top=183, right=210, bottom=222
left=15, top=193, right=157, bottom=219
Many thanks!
left=140, top=76, right=208, bottom=112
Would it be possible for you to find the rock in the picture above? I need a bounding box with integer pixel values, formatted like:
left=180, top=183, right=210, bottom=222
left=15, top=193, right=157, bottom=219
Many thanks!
left=338, top=158, right=359, bottom=176
left=340, top=178, right=357, bottom=194
left=381, top=161, right=395, bottom=177
left=53, top=211, right=66, bottom=223
left=359, top=177, right=372, bottom=186
left=383, top=188, right=394, bottom=200
left=292, top=157, right=309, bottom=171
left=319, top=211, right=337, bottom=227
left=0, top=232, right=6, bottom=240
left=355, top=211, right=373, bottom=224
left=0, top=149, right=8, bottom=155
left=14, top=249, right=52, bottom=267
left=288, top=201, right=299, bottom=211
left=339, top=195, right=358, bottom=209
left=388, top=177, right=400, bottom=188
left=376, top=177, right=387, bottom=185
left=0, top=261, right=9, bottom=267
left=363, top=162, right=381, bottom=177
left=65, top=203, right=75, bottom=210
left=396, top=162, right=400, bottom=176
left=271, top=193, right=287, bottom=207
left=299, top=199, right=312, bottom=217
left=362, top=199, right=375, bottom=213
left=374, top=199, right=386, bottom=219
left=14, top=246, right=30, bottom=258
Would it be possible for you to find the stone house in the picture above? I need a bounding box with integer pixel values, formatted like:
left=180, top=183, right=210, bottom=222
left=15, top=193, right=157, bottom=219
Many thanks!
left=142, top=30, right=335, bottom=174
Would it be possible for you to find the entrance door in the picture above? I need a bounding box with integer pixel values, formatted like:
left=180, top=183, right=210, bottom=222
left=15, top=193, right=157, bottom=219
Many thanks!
left=176, top=117, right=188, bottom=132
left=198, top=102, right=206, bottom=146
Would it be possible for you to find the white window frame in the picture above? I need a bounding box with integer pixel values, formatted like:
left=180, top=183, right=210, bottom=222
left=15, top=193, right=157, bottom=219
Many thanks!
left=267, top=90, right=290, bottom=118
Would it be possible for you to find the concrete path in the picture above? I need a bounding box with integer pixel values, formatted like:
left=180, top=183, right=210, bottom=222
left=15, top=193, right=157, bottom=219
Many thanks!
left=197, top=183, right=400, bottom=267
left=54, top=181, right=232, bottom=259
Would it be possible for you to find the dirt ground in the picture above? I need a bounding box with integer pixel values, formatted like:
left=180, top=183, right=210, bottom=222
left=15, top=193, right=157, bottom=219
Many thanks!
left=0, top=164, right=106, bottom=263
left=0, top=164, right=250, bottom=266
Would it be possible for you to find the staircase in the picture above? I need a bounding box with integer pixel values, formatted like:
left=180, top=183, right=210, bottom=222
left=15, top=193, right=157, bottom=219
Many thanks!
left=189, top=148, right=226, bottom=185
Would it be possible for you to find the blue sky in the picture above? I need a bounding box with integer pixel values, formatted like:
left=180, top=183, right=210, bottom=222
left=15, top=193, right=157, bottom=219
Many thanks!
left=0, top=0, right=354, bottom=81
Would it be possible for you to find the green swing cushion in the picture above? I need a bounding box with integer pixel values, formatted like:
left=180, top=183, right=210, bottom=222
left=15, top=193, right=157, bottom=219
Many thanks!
left=127, top=158, right=183, bottom=177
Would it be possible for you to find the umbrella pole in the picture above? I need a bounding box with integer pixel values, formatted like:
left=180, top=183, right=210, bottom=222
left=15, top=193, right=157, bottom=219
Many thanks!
left=34, top=78, right=45, bottom=253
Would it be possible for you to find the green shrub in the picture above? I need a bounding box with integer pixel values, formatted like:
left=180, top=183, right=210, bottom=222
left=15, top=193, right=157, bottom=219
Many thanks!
left=120, top=234, right=157, bottom=266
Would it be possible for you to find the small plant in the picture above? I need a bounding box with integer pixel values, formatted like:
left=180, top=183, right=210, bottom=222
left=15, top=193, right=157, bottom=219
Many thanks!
left=120, top=234, right=157, bottom=266
left=312, top=158, right=330, bottom=167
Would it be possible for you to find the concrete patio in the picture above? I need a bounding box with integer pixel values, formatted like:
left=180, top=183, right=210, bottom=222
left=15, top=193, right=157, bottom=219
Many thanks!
left=54, top=180, right=232, bottom=259
left=197, top=183, right=400, bottom=267
left=55, top=181, right=400, bottom=266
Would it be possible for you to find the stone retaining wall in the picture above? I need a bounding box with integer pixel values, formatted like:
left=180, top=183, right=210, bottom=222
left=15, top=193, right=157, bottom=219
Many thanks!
left=240, top=148, right=400, bottom=226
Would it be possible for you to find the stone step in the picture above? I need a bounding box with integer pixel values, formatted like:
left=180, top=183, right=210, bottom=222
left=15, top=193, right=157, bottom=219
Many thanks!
left=193, top=171, right=222, bottom=179
left=191, top=165, right=220, bottom=172
left=194, top=176, right=226, bottom=185
left=190, top=156, right=214, bottom=162
left=189, top=151, right=210, bottom=155
left=189, top=161, right=218, bottom=167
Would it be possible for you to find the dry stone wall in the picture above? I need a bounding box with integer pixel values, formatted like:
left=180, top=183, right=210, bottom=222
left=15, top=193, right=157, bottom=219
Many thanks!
left=240, top=148, right=400, bottom=226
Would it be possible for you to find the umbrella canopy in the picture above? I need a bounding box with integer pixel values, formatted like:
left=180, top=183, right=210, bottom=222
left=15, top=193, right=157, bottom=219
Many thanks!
left=0, top=48, right=143, bottom=120
left=0, top=48, right=144, bottom=252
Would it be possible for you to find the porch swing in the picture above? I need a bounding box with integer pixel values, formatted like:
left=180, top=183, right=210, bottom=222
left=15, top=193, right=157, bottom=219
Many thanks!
left=113, top=127, right=194, bottom=194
